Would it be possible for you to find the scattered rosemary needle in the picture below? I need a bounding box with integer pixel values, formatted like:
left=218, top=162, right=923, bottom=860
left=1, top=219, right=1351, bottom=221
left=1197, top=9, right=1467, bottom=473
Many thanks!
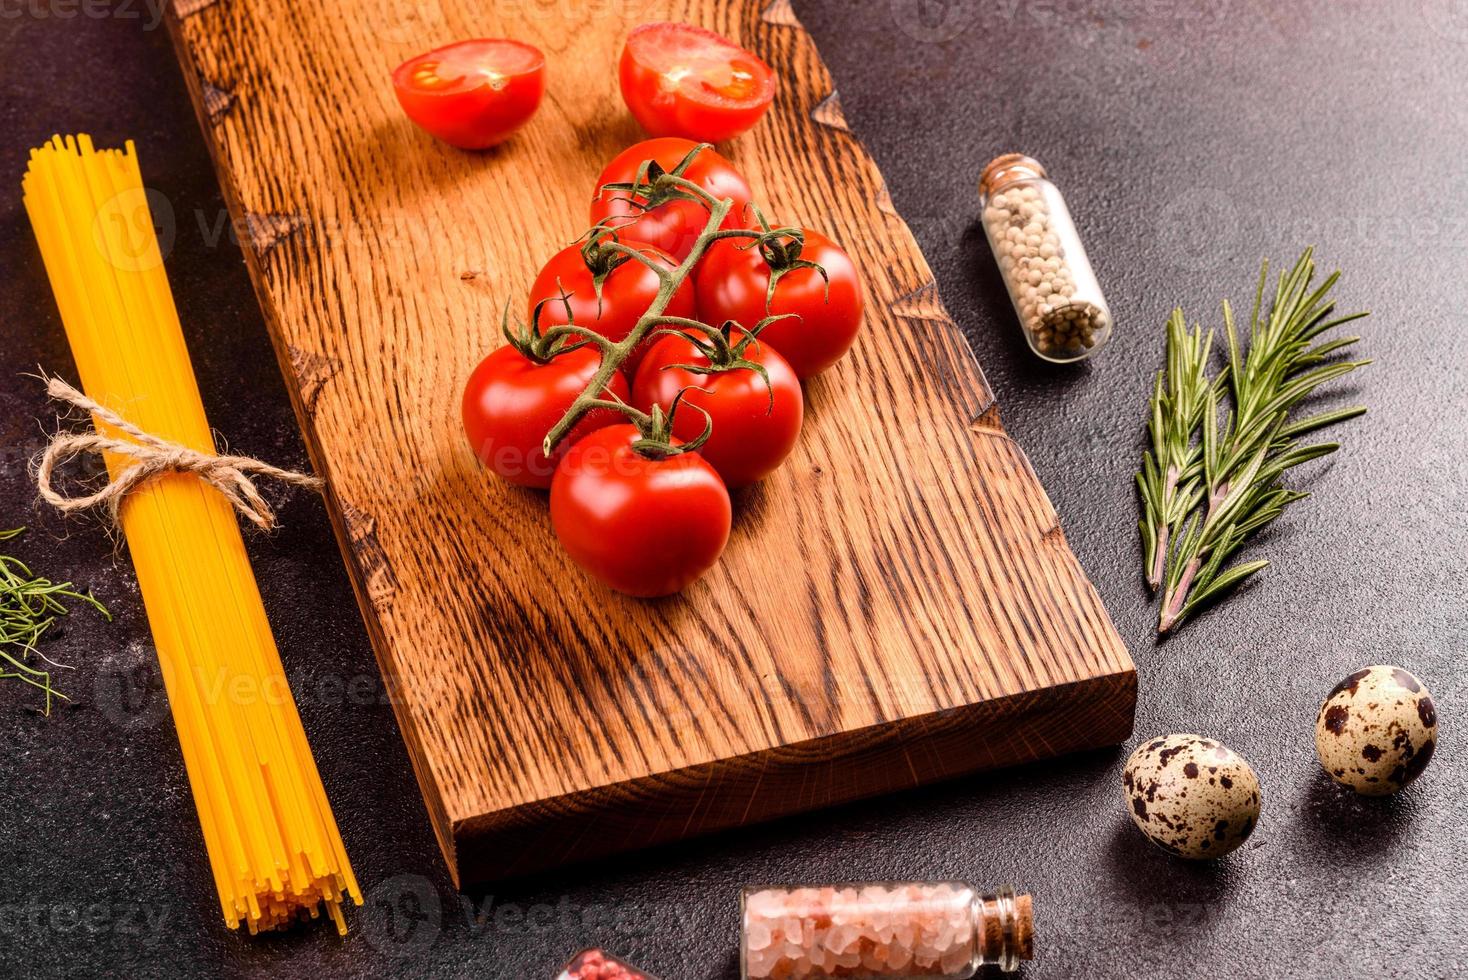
left=1137, top=249, right=1370, bottom=634
left=0, top=527, right=111, bottom=713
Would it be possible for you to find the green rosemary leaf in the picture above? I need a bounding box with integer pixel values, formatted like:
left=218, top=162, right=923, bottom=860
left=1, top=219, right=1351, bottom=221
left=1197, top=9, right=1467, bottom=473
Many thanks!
left=1200, top=387, right=1219, bottom=490
left=1281, top=406, right=1367, bottom=440
left=1221, top=299, right=1242, bottom=393
left=1262, top=361, right=1372, bottom=420
left=1270, top=441, right=1342, bottom=472
left=1300, top=311, right=1369, bottom=344
left=1180, top=560, right=1270, bottom=619
left=1299, top=335, right=1361, bottom=363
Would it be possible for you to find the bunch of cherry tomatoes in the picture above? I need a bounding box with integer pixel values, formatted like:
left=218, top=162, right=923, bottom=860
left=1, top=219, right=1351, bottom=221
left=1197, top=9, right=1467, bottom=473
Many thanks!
left=392, top=22, right=864, bottom=597
left=463, top=136, right=863, bottom=597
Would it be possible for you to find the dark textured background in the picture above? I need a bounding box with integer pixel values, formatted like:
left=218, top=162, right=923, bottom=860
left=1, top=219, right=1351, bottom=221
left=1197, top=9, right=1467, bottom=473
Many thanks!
left=2, top=2, right=1464, bottom=977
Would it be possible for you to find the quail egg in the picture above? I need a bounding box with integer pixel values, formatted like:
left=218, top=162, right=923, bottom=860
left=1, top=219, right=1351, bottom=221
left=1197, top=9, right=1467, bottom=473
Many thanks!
left=1315, top=665, right=1437, bottom=796
left=1122, top=734, right=1262, bottom=859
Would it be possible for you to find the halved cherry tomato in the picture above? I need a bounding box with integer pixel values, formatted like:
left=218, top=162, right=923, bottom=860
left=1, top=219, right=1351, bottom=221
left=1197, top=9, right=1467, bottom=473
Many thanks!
left=694, top=229, right=864, bottom=379
left=551, top=425, right=731, bottom=596
left=588, top=137, right=752, bottom=261
left=462, top=344, right=627, bottom=489
left=619, top=22, right=776, bottom=143
left=631, top=333, right=802, bottom=488
left=393, top=39, right=544, bottom=150
left=527, top=235, right=696, bottom=377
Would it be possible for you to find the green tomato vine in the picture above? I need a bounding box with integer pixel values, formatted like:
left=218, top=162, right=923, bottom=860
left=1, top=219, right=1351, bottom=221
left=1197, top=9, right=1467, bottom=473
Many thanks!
left=529, top=144, right=806, bottom=460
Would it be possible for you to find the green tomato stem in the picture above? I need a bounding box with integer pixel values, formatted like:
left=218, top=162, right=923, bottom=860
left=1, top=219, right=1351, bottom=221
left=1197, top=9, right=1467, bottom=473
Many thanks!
left=540, top=182, right=734, bottom=458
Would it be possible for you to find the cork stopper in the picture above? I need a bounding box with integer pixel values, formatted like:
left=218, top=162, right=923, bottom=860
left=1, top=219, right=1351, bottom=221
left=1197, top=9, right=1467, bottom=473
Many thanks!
left=978, top=887, right=1034, bottom=969
left=978, top=153, right=1047, bottom=200
left=1013, top=892, right=1034, bottom=961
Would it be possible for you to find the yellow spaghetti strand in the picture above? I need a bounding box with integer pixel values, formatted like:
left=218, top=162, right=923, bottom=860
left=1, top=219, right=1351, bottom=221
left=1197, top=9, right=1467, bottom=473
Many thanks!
left=22, top=135, right=362, bottom=934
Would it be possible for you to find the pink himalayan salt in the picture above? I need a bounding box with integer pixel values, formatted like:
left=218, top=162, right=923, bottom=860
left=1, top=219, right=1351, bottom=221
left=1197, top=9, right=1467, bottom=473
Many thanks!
left=742, top=883, right=978, bottom=979
left=558, top=948, right=655, bottom=980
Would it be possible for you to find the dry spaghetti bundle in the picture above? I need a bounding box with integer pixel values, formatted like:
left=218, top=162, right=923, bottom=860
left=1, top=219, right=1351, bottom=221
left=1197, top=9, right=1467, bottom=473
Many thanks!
left=22, top=135, right=361, bottom=934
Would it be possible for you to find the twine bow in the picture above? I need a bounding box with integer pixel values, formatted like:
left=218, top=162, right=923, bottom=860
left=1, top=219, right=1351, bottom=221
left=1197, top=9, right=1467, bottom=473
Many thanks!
left=34, top=376, right=323, bottom=531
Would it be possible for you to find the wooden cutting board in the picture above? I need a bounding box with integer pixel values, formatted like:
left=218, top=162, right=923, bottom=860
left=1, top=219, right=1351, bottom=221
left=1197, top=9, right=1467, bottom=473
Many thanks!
left=166, top=0, right=1135, bottom=885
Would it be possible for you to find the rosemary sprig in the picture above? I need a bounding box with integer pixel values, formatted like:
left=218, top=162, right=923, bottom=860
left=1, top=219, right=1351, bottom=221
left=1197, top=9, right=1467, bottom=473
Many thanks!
left=1136, top=310, right=1216, bottom=590
left=1140, top=249, right=1370, bottom=634
left=0, top=527, right=111, bottom=713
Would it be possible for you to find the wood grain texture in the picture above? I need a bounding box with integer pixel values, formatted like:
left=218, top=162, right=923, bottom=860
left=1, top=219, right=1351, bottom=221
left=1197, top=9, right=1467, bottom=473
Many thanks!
left=166, top=0, right=1136, bottom=884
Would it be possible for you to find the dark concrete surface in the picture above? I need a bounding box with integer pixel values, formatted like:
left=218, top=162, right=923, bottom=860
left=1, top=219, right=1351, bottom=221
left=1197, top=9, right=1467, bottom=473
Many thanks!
left=2, top=2, right=1465, bottom=977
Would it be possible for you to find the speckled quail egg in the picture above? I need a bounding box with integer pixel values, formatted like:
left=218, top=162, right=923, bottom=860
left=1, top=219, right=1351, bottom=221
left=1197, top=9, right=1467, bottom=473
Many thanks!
left=1315, top=665, right=1437, bottom=796
left=1122, top=734, right=1262, bottom=860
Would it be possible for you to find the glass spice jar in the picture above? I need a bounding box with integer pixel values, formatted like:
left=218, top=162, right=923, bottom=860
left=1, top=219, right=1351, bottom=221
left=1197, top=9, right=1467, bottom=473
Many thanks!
left=558, top=948, right=657, bottom=980
left=979, top=153, right=1112, bottom=363
left=740, top=882, right=1033, bottom=979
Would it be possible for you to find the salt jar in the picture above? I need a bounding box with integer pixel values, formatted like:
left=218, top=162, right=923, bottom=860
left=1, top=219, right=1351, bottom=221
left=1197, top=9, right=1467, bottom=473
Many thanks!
left=740, top=881, right=1033, bottom=979
left=557, top=948, right=657, bottom=980
left=979, top=153, right=1112, bottom=362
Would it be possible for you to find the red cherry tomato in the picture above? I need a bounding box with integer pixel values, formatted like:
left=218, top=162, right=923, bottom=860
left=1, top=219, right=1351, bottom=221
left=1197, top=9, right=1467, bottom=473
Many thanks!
left=527, top=237, right=695, bottom=377
left=393, top=39, right=544, bottom=150
left=462, top=345, right=627, bottom=489
left=631, top=333, right=802, bottom=488
left=588, top=137, right=752, bottom=261
left=695, top=229, right=864, bottom=379
left=618, top=22, right=776, bottom=143
left=551, top=425, right=731, bottom=597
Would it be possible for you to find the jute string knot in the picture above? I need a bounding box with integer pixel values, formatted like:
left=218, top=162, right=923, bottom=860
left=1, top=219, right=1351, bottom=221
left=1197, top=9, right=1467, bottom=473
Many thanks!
left=35, top=376, right=323, bottom=531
